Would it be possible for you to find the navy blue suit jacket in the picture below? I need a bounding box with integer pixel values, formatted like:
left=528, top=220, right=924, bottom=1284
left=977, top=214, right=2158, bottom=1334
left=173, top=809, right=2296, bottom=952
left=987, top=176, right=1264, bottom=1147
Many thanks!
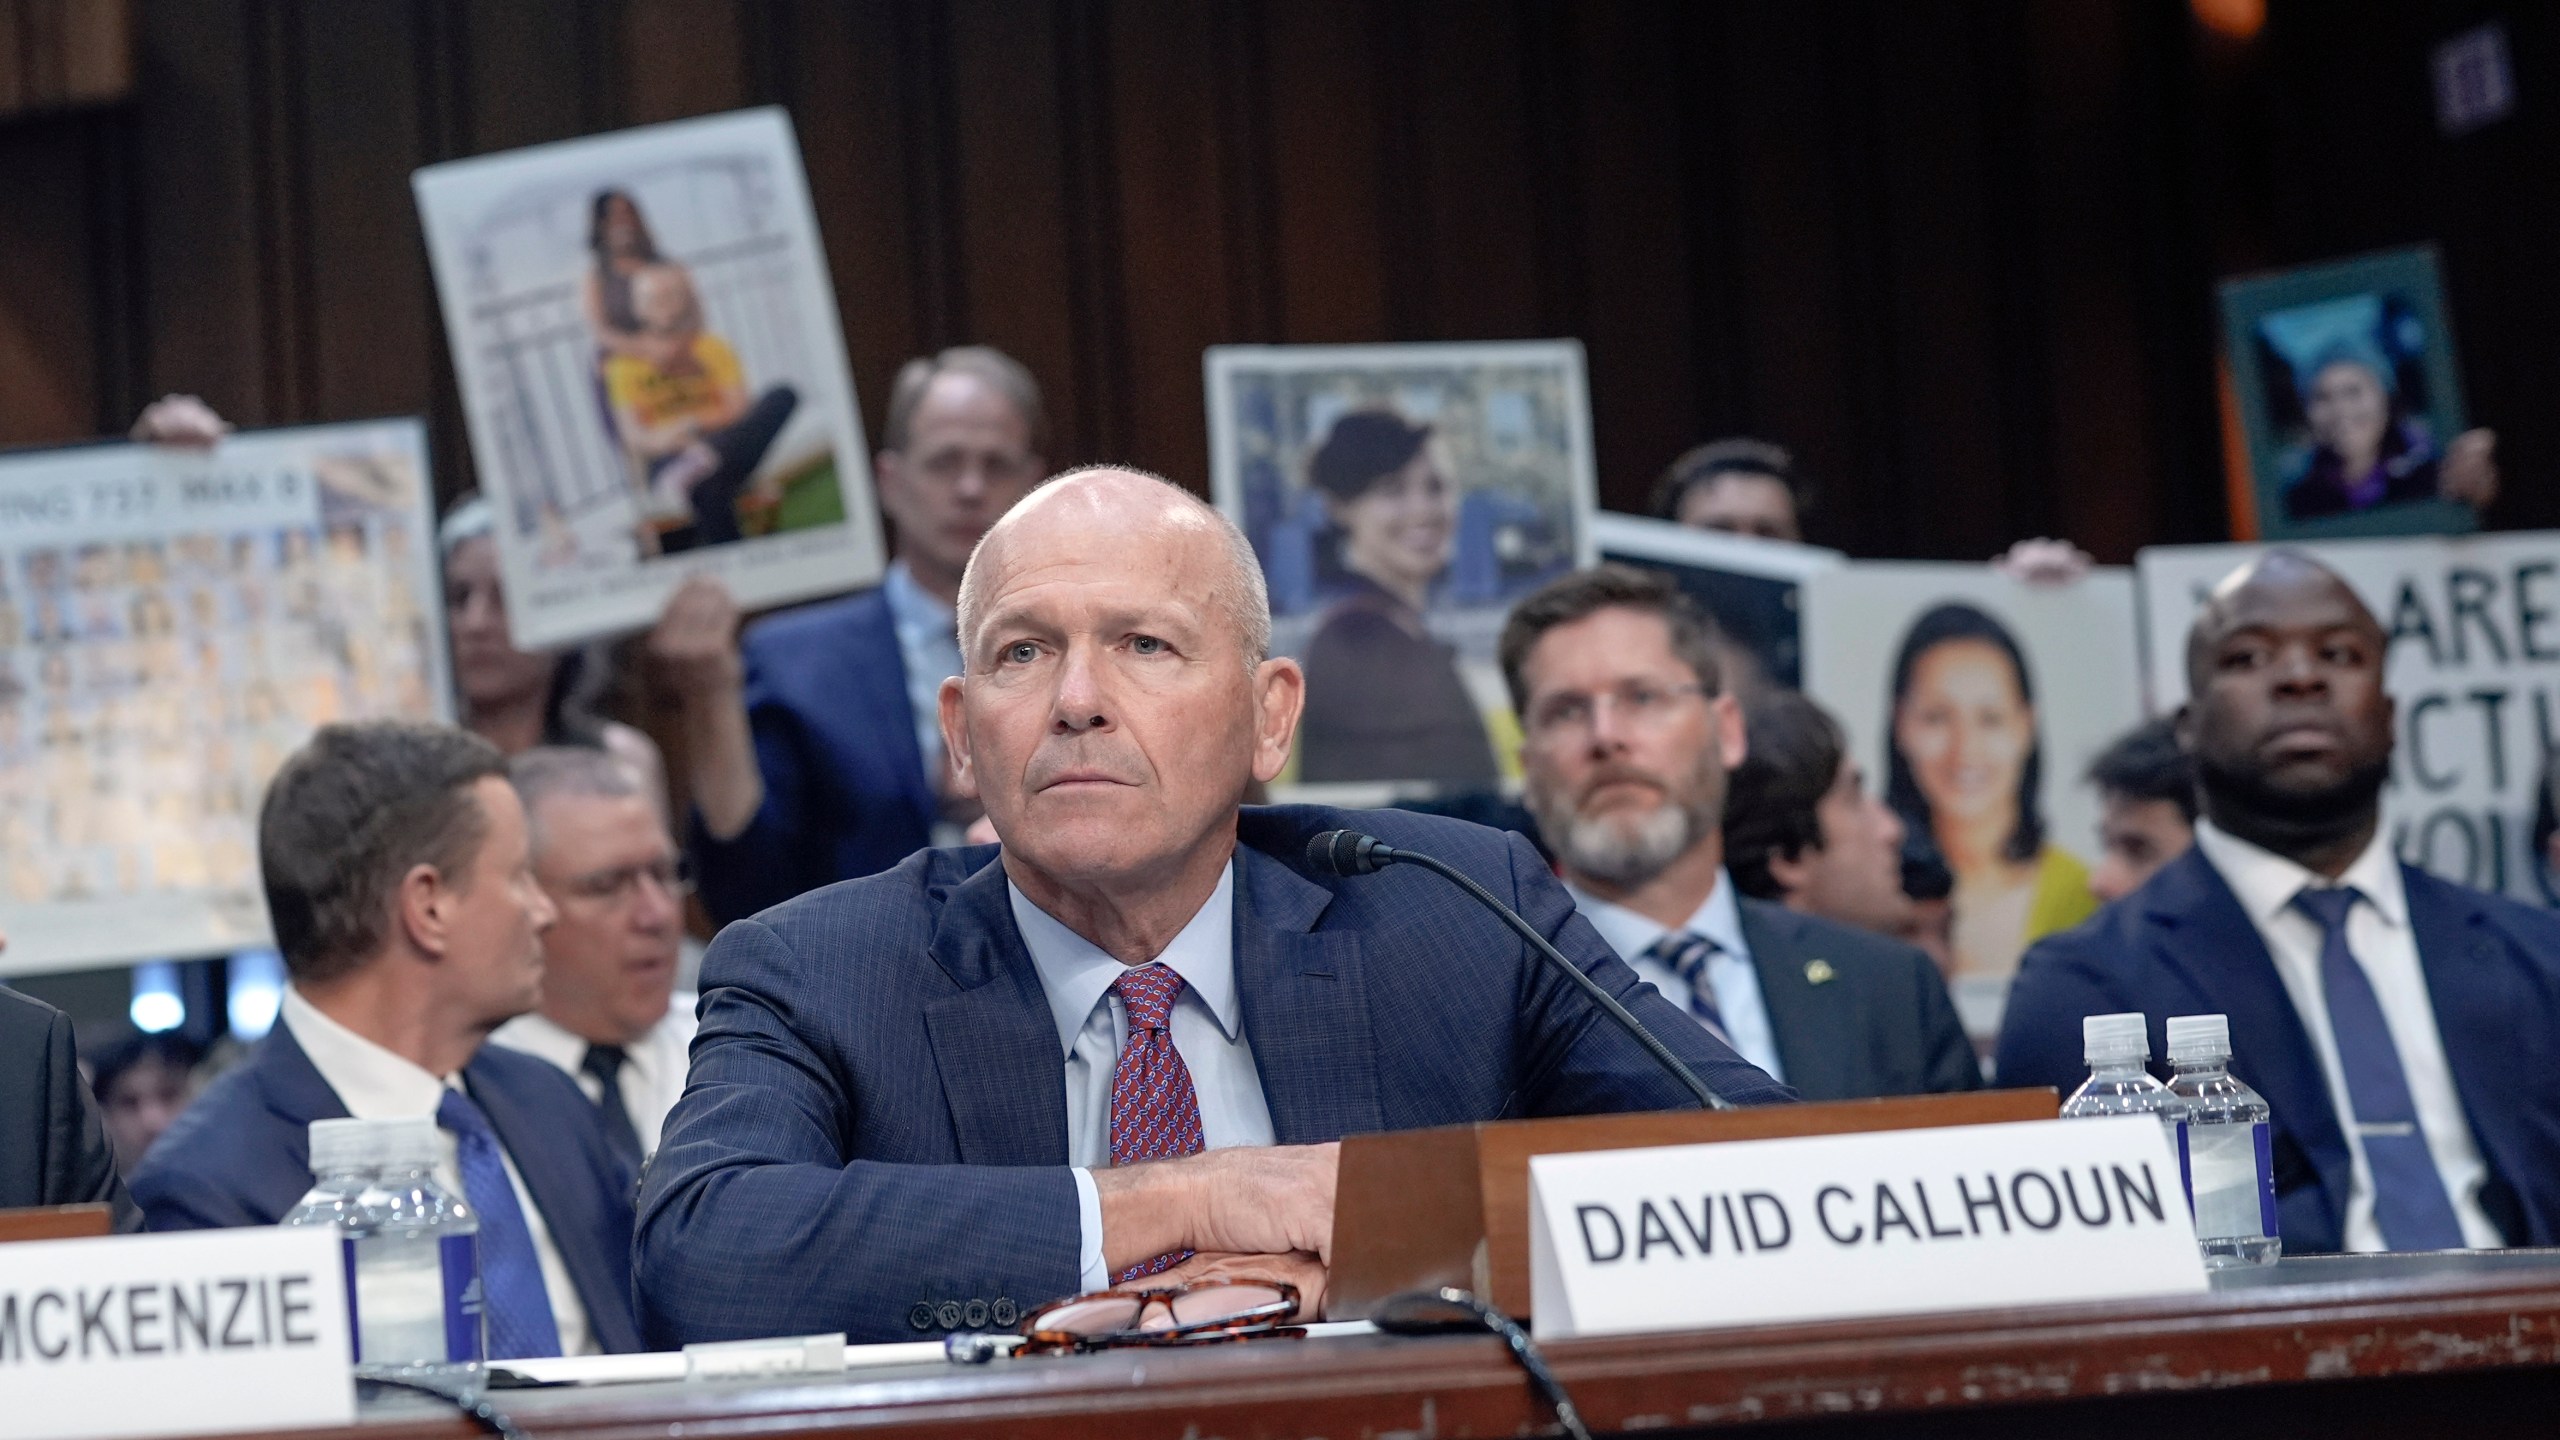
left=693, top=588, right=937, bottom=924
left=1995, top=847, right=2560, bottom=1255
left=636, top=805, right=1794, bottom=1346
left=1735, top=899, right=1982, bottom=1102
left=130, top=1022, right=645, bottom=1354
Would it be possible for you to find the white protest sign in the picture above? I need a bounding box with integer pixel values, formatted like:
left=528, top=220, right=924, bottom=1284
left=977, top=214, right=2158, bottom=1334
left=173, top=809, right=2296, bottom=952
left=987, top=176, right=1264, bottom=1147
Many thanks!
left=2137, top=532, right=2560, bottom=903
left=1528, top=1117, right=2204, bottom=1339
left=3, top=1227, right=355, bottom=1440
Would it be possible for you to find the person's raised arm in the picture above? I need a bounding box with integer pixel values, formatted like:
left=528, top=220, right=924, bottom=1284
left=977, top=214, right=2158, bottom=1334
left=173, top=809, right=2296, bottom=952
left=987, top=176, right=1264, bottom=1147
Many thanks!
left=646, top=575, right=762, bottom=840
left=2442, top=428, right=2499, bottom=512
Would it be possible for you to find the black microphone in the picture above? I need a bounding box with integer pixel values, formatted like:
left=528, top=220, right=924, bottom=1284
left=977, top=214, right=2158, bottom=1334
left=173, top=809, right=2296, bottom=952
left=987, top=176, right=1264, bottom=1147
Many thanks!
left=1305, top=829, right=1732, bottom=1111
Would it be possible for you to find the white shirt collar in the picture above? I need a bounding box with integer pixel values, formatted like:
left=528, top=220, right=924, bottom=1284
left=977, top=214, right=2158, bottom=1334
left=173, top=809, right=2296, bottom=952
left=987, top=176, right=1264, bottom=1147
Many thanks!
left=492, top=1003, right=688, bottom=1080
left=881, top=559, right=955, bottom=634
left=1564, top=869, right=1753, bottom=964
left=1009, top=862, right=1242, bottom=1058
left=280, top=986, right=456, bottom=1118
left=2192, top=818, right=2409, bottom=930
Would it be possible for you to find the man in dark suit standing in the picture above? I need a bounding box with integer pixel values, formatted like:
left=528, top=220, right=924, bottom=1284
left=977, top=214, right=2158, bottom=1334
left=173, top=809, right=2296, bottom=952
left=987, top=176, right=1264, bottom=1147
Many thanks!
left=638, top=469, right=1791, bottom=1347
left=1502, top=567, right=1977, bottom=1104
left=676, top=347, right=1049, bottom=924
left=132, top=722, right=644, bottom=1355
left=0, top=923, right=132, bottom=1225
left=1998, top=551, right=2560, bottom=1254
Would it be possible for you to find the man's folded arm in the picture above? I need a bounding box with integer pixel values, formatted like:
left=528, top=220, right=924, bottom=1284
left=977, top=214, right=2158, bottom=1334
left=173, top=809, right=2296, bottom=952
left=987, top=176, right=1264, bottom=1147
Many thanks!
left=1499, top=830, right=1796, bottom=1113
left=633, top=922, right=1084, bottom=1346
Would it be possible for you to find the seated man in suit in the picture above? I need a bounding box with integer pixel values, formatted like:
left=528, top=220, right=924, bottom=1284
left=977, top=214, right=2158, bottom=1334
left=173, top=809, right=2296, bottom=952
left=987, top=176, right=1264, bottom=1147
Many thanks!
left=132, top=722, right=644, bottom=1355
left=1502, top=568, right=1977, bottom=1103
left=491, top=747, right=698, bottom=1168
left=0, top=924, right=133, bottom=1226
left=637, top=469, right=1791, bottom=1346
left=679, top=346, right=1049, bottom=923
left=1724, top=687, right=1921, bottom=942
left=1997, top=551, right=2560, bottom=1253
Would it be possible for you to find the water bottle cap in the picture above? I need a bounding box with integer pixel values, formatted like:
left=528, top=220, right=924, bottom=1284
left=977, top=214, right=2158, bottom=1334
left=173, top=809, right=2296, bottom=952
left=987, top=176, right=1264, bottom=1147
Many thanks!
left=371, top=1116, right=446, bottom=1172
left=2081, top=1011, right=2150, bottom=1063
left=306, top=1117, right=379, bottom=1177
left=2165, top=1013, right=2232, bottom=1062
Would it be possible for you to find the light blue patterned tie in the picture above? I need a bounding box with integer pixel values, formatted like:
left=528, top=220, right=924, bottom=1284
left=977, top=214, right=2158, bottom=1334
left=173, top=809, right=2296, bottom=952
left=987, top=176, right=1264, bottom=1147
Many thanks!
left=437, top=1088, right=564, bottom=1358
left=2289, top=886, right=2467, bottom=1251
left=1644, top=931, right=1733, bottom=1046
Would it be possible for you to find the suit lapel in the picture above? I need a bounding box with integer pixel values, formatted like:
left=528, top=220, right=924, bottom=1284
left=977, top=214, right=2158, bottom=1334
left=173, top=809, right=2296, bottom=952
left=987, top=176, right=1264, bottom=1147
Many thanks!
left=1233, top=845, right=1383, bottom=1143
left=2144, top=850, right=2350, bottom=1235
left=1736, top=901, right=1846, bottom=1100
left=844, top=593, right=939, bottom=833
left=924, top=858, right=1072, bottom=1165
left=2402, top=865, right=2526, bottom=1234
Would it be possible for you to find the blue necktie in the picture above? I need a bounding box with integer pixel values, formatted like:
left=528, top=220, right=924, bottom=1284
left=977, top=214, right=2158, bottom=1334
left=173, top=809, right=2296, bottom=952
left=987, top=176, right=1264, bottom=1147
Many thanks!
left=1644, top=931, right=1733, bottom=1045
left=437, top=1088, right=565, bottom=1358
left=2288, top=886, right=2468, bottom=1251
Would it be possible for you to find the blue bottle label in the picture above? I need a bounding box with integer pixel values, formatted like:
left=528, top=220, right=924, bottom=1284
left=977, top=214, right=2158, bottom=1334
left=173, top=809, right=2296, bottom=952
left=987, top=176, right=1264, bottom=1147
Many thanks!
left=340, top=1235, right=363, bottom=1363
left=2253, top=1121, right=2280, bottom=1237
left=442, top=1232, right=485, bottom=1363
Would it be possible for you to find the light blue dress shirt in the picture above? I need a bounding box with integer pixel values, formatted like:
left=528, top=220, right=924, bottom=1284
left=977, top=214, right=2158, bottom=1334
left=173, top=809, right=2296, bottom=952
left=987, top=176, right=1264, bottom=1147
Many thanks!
left=879, top=560, right=963, bottom=785
left=1564, top=871, right=1787, bottom=1084
left=1009, top=861, right=1277, bottom=1290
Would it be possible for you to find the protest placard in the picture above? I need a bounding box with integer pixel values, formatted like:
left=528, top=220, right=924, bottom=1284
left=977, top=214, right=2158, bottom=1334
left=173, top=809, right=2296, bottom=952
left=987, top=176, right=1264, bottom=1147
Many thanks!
left=0, top=421, right=446, bottom=976
left=1206, top=341, right=1595, bottom=789
left=415, top=106, right=881, bottom=649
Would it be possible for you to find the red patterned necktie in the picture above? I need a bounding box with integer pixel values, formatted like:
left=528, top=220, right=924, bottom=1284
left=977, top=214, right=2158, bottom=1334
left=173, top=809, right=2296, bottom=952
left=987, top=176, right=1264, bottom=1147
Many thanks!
left=1108, top=962, right=1205, bottom=1281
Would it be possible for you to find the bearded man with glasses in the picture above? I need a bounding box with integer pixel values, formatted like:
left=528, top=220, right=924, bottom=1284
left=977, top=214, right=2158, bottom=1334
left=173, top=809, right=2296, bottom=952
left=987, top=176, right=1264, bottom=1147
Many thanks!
left=492, top=746, right=699, bottom=1169
left=1504, top=566, right=1979, bottom=1102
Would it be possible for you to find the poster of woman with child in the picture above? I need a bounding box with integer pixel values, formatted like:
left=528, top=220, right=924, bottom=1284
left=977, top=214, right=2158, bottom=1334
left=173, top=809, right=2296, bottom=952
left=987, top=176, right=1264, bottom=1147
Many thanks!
left=415, top=107, right=881, bottom=649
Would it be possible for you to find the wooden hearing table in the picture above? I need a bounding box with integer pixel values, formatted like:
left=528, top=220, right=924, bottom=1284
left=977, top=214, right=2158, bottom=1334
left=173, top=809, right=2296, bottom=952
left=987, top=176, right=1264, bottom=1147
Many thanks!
left=170, top=1251, right=2560, bottom=1440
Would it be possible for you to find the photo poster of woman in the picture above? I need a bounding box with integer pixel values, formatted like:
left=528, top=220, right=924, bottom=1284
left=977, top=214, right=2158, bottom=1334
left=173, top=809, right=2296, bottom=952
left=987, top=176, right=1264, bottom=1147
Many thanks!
left=1205, top=341, right=1598, bottom=794
left=1589, top=511, right=1845, bottom=696
left=2219, top=246, right=2475, bottom=543
left=414, top=106, right=882, bottom=651
left=0, top=419, right=448, bottom=977
left=1801, top=563, right=2142, bottom=1047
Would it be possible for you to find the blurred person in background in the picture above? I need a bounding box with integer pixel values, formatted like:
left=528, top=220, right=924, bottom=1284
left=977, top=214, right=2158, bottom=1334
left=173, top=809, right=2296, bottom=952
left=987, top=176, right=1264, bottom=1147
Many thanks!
left=493, top=747, right=697, bottom=1167
left=1724, top=688, right=1917, bottom=941
left=682, top=345, right=1047, bottom=924
left=86, top=1029, right=203, bottom=1177
left=2086, top=716, right=2198, bottom=905
left=1295, top=409, right=1497, bottom=785
left=1652, top=437, right=1807, bottom=543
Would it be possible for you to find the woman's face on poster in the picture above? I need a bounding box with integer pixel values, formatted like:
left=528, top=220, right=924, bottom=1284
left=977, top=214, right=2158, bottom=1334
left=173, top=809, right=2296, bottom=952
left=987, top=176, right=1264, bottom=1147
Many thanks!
left=1333, top=447, right=1459, bottom=595
left=601, top=194, right=647, bottom=257
left=2306, top=359, right=2390, bottom=460
left=1894, top=637, right=2034, bottom=834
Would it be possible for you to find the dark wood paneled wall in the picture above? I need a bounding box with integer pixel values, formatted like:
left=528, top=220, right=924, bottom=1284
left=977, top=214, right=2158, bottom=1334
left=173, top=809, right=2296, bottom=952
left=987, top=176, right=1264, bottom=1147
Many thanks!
left=3, top=0, right=2553, bottom=566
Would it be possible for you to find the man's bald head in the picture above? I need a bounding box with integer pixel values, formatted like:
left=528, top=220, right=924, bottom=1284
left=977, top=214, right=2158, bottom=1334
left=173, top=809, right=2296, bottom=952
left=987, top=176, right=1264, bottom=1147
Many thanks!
left=2184, top=549, right=2384, bottom=697
left=956, top=465, right=1272, bottom=673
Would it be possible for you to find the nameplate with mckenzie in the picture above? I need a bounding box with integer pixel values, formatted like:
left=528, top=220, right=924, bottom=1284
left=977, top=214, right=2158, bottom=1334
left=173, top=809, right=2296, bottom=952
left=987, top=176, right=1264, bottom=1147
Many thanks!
left=1528, top=1117, right=2206, bottom=1338
left=3, top=1227, right=355, bottom=1440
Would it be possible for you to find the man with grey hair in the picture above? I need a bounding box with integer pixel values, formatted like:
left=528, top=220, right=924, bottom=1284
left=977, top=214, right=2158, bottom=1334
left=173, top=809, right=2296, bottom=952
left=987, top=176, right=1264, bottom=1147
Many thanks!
left=674, top=344, right=1050, bottom=924
left=636, top=466, right=1789, bottom=1347
left=492, top=747, right=699, bottom=1168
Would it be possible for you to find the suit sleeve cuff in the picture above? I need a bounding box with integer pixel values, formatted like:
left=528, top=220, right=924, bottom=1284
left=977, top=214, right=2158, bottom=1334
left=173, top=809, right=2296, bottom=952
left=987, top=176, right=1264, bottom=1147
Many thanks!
left=1073, top=1167, right=1109, bottom=1293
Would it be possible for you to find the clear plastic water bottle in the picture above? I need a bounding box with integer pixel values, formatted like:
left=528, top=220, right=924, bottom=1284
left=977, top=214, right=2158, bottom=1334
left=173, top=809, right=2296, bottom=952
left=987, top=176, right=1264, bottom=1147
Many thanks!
left=357, top=1117, right=485, bottom=1370
left=2166, top=1014, right=2282, bottom=1269
left=2059, top=1012, right=2175, bottom=1129
left=281, top=1118, right=381, bottom=1363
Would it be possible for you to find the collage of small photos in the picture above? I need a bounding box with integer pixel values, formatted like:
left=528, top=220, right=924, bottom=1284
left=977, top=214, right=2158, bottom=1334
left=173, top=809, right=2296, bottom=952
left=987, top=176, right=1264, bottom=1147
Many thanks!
left=0, top=429, right=441, bottom=922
